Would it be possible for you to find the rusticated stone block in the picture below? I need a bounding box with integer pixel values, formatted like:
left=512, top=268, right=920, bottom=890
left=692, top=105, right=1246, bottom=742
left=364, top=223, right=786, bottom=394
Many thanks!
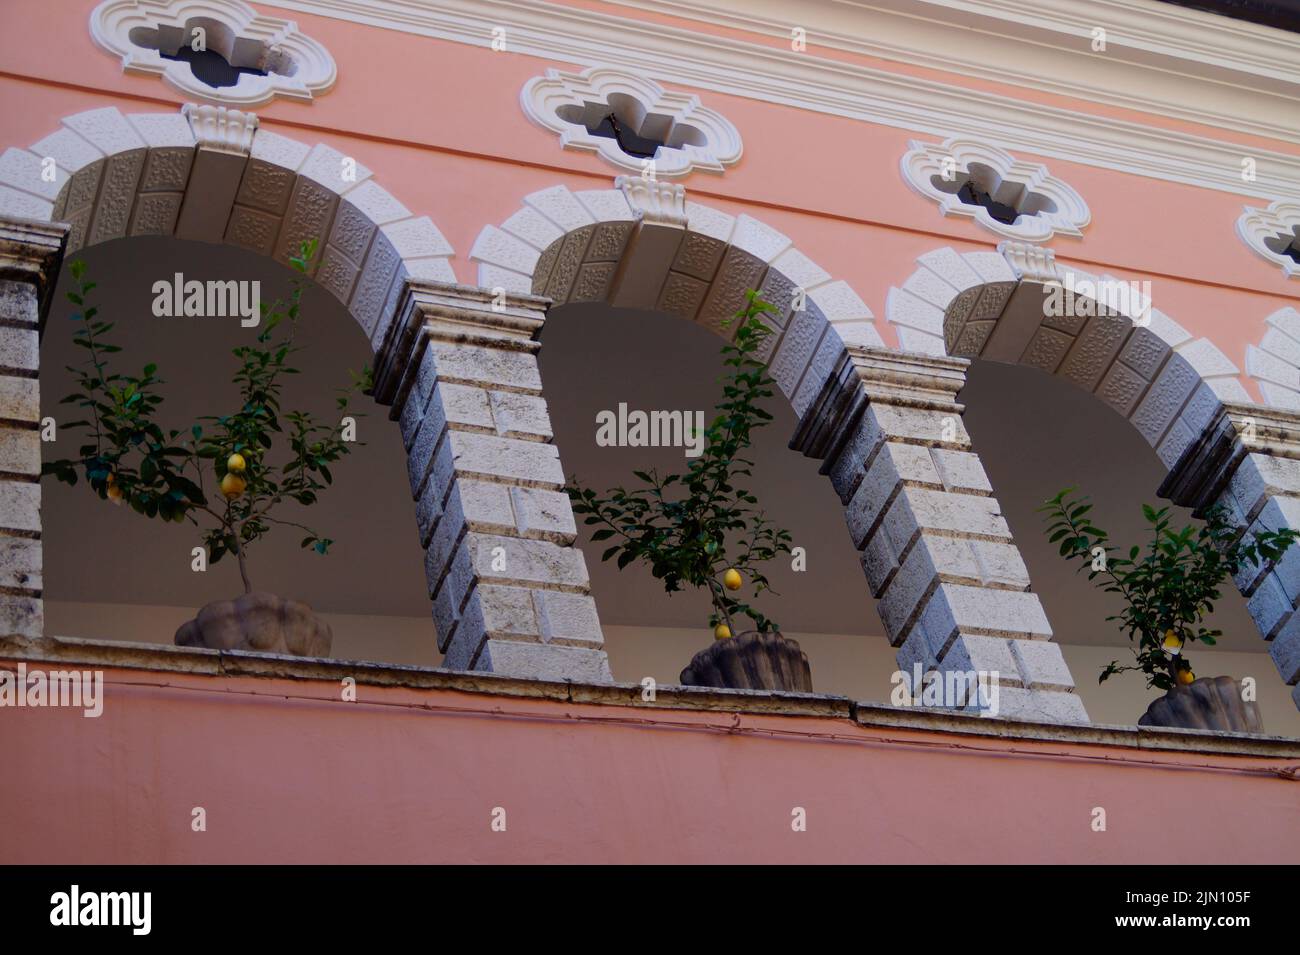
left=0, top=326, right=38, bottom=374
left=845, top=443, right=942, bottom=548
left=532, top=590, right=603, bottom=646
left=474, top=640, right=612, bottom=682
left=1009, top=638, right=1075, bottom=690
left=0, top=376, right=39, bottom=424
left=430, top=341, right=542, bottom=392
left=993, top=687, right=1089, bottom=723
left=0, top=592, right=42, bottom=638
left=488, top=390, right=553, bottom=440
left=0, top=281, right=39, bottom=327
left=0, top=426, right=40, bottom=477
left=465, top=533, right=592, bottom=591
left=919, top=582, right=1052, bottom=657
left=866, top=403, right=970, bottom=449
left=0, top=481, right=40, bottom=535
left=510, top=486, right=577, bottom=543
left=0, top=534, right=41, bottom=592
left=447, top=431, right=564, bottom=488
left=942, top=634, right=1020, bottom=685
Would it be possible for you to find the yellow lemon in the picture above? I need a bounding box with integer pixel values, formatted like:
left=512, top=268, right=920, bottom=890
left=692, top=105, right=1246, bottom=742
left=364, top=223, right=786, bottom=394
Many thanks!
left=1176, top=668, right=1196, bottom=686
left=1162, top=629, right=1184, bottom=654
left=723, top=568, right=743, bottom=591
left=106, top=484, right=124, bottom=505
left=714, top=623, right=732, bottom=640
left=220, top=472, right=247, bottom=500
left=226, top=452, right=247, bottom=474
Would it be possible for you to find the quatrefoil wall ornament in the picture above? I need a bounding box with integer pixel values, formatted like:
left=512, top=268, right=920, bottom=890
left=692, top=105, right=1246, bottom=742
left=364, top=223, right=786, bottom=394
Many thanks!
left=90, top=0, right=337, bottom=106
left=901, top=138, right=1090, bottom=242
left=521, top=66, right=743, bottom=177
left=1238, top=199, right=1300, bottom=279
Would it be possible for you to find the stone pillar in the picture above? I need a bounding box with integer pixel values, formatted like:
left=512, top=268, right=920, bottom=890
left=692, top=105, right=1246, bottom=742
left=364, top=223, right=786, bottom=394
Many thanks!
left=793, top=346, right=1088, bottom=722
left=372, top=281, right=612, bottom=682
left=0, top=217, right=67, bottom=639
left=1160, top=403, right=1300, bottom=712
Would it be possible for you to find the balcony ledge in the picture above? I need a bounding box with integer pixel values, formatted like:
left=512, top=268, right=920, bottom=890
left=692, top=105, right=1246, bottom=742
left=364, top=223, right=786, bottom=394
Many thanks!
left=4, top=634, right=1299, bottom=760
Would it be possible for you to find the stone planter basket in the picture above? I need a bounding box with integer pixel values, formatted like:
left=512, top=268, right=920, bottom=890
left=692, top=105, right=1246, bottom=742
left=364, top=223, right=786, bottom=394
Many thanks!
left=680, top=630, right=813, bottom=692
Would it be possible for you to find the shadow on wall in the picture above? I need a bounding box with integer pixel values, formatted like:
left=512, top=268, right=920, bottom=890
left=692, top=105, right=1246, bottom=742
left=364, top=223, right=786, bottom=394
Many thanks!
left=40, top=237, right=431, bottom=644
left=539, top=300, right=876, bottom=640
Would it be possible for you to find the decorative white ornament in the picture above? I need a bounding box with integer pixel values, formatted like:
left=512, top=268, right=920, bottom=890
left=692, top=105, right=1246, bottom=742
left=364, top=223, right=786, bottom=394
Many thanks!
left=89, top=0, right=337, bottom=106
left=1237, top=200, right=1300, bottom=279
left=616, top=176, right=687, bottom=227
left=900, top=138, right=1090, bottom=242
left=520, top=66, right=742, bottom=177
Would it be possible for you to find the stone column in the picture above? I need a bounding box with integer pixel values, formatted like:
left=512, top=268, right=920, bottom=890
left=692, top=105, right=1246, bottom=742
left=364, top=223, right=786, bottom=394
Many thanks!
left=0, top=217, right=67, bottom=640
left=1160, top=403, right=1300, bottom=712
left=372, top=280, right=611, bottom=682
left=793, top=346, right=1088, bottom=722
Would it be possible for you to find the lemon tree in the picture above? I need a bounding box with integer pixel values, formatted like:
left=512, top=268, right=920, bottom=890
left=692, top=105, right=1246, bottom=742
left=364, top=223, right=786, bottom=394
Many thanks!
left=1040, top=489, right=1298, bottom=690
left=44, top=241, right=370, bottom=594
left=567, top=291, right=793, bottom=640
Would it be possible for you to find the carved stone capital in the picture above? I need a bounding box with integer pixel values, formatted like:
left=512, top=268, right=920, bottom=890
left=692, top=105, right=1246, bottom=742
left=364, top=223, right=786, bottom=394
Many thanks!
left=998, top=240, right=1061, bottom=284
left=1159, top=402, right=1300, bottom=511
left=372, top=280, right=551, bottom=412
left=182, top=103, right=259, bottom=156
left=0, top=216, right=71, bottom=331
left=791, top=345, right=969, bottom=464
left=616, top=176, right=688, bottom=228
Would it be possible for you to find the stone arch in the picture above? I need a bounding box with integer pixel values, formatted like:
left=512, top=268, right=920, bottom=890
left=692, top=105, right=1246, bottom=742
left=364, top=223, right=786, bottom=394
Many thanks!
left=0, top=106, right=553, bottom=680
left=885, top=242, right=1248, bottom=469
left=470, top=182, right=1091, bottom=722
left=0, top=103, right=454, bottom=350
left=469, top=178, right=883, bottom=421
left=887, top=243, right=1300, bottom=713
left=1246, top=306, right=1300, bottom=409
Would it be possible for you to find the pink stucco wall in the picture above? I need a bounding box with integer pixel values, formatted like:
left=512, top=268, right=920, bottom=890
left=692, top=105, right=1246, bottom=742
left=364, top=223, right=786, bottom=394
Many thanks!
left=0, top=0, right=1296, bottom=395
left=2, top=662, right=1297, bottom=864
left=3, top=1, right=1300, bottom=862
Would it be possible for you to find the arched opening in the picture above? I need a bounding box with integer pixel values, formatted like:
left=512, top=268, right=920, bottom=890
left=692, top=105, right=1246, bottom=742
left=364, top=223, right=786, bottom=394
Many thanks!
left=961, top=359, right=1300, bottom=734
left=539, top=301, right=884, bottom=696
left=40, top=237, right=433, bottom=664
left=0, top=104, right=460, bottom=668
left=884, top=242, right=1300, bottom=726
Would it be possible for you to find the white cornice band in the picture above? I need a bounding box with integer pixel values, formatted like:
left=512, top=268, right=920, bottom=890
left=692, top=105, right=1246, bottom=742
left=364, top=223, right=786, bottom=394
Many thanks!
left=269, top=0, right=1300, bottom=202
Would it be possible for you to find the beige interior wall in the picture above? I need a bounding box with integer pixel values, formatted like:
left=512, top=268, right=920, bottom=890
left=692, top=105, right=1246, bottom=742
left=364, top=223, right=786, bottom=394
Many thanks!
left=46, top=601, right=1300, bottom=736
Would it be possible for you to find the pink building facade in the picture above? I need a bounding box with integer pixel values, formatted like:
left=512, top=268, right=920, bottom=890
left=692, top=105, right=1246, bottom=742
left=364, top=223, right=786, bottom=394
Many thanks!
left=2, top=0, right=1299, bottom=863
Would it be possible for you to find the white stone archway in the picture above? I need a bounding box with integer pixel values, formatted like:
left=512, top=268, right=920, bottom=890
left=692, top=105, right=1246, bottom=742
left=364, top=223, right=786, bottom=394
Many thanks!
left=0, top=104, right=454, bottom=350
left=884, top=242, right=1247, bottom=468
left=885, top=242, right=1300, bottom=712
left=0, top=104, right=623, bottom=684
left=470, top=177, right=885, bottom=419
left=470, top=182, right=1091, bottom=722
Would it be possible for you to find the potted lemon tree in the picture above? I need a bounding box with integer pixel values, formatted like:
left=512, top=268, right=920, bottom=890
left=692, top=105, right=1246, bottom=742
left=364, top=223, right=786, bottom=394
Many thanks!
left=43, top=242, right=368, bottom=657
left=567, top=291, right=812, bottom=692
left=1039, top=489, right=1297, bottom=731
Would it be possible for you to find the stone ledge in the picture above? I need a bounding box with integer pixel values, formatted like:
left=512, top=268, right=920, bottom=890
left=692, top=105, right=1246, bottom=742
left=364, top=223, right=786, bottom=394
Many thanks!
left=4, top=634, right=1300, bottom=757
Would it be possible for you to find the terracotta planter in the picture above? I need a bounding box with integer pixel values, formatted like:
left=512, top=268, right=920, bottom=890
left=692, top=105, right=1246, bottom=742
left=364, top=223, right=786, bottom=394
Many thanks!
left=175, top=592, right=333, bottom=657
left=1138, top=675, right=1263, bottom=733
left=680, top=630, right=813, bottom=692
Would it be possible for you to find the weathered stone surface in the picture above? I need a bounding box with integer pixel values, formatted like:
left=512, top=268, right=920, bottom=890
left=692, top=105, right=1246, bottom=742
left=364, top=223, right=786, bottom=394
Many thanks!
left=0, top=376, right=38, bottom=423
left=0, top=426, right=40, bottom=477
left=532, top=590, right=603, bottom=646
left=447, top=431, right=564, bottom=488
left=474, top=640, right=612, bottom=682
left=0, top=534, right=41, bottom=592
left=0, top=481, right=40, bottom=534
left=994, top=687, right=1089, bottom=723
left=0, top=592, right=42, bottom=638
left=510, top=486, right=577, bottom=542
